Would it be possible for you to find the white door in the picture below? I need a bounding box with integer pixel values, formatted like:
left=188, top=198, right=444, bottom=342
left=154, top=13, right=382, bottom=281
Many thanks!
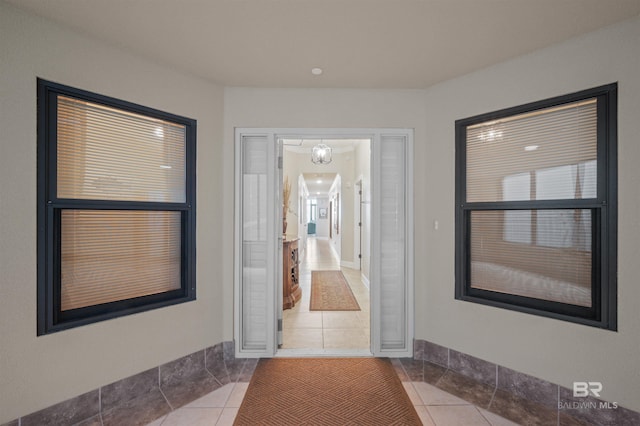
left=371, top=133, right=414, bottom=357
left=234, top=131, right=280, bottom=357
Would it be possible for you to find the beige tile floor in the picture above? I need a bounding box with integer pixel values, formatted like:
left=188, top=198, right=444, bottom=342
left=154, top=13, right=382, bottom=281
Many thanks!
left=146, top=380, right=519, bottom=425
left=281, top=237, right=370, bottom=351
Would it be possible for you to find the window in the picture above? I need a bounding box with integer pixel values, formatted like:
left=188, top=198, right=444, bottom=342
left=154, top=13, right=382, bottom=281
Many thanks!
left=455, top=84, right=617, bottom=329
left=37, top=79, right=196, bottom=334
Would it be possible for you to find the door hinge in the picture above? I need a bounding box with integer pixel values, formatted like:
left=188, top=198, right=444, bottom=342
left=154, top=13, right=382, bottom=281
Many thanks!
left=278, top=156, right=283, bottom=169
left=358, top=254, right=362, bottom=259
left=278, top=318, right=283, bottom=332
left=358, top=222, right=362, bottom=227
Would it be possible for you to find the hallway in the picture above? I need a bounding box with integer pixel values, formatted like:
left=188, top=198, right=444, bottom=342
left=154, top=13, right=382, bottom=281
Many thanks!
left=282, top=237, right=370, bottom=351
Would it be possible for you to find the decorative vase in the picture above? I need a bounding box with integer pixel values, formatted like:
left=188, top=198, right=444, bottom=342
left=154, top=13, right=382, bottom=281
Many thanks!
left=283, top=207, right=288, bottom=235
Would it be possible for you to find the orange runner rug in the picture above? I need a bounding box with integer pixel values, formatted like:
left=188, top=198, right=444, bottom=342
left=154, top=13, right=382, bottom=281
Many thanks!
left=309, top=270, right=360, bottom=311
left=234, top=358, right=421, bottom=425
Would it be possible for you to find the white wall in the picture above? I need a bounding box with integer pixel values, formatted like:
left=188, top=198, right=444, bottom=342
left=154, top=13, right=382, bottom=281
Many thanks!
left=314, top=197, right=330, bottom=238
left=0, top=4, right=225, bottom=422
left=419, top=16, right=640, bottom=412
left=296, top=175, right=308, bottom=255
left=328, top=174, right=343, bottom=261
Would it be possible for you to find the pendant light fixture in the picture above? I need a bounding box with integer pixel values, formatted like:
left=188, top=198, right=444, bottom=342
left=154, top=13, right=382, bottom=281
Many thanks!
left=311, top=141, right=332, bottom=165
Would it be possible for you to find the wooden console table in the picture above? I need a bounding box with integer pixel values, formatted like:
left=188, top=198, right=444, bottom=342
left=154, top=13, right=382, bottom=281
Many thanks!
left=283, top=238, right=302, bottom=309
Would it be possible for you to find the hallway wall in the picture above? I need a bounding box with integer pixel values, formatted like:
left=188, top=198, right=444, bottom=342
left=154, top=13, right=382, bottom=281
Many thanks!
left=0, top=3, right=225, bottom=422
left=419, top=16, right=640, bottom=412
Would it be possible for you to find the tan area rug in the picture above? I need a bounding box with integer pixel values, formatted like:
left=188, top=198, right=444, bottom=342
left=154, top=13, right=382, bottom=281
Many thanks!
left=234, top=358, right=421, bottom=425
left=310, top=270, right=360, bottom=311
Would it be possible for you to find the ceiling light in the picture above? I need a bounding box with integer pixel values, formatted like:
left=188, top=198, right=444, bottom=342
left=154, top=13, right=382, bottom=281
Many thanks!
left=524, top=145, right=539, bottom=151
left=317, top=192, right=320, bottom=195
left=311, top=68, right=323, bottom=76
left=317, top=179, right=322, bottom=183
left=311, top=143, right=332, bottom=165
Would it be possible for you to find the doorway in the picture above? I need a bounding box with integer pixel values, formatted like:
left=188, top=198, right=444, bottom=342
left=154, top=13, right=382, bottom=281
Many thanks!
left=234, top=128, right=414, bottom=358
left=280, top=139, right=371, bottom=355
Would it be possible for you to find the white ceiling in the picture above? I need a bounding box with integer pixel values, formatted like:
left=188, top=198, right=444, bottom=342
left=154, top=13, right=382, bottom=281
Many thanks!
left=303, top=173, right=337, bottom=195
left=7, top=0, right=640, bottom=89
left=286, top=138, right=368, bottom=194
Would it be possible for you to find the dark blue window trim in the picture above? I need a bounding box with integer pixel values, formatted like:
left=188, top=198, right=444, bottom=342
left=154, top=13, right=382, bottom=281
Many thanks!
left=37, top=79, right=197, bottom=335
left=454, top=83, right=617, bottom=330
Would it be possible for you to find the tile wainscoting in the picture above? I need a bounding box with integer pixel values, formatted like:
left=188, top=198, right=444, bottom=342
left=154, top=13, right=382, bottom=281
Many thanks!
left=404, top=339, right=640, bottom=426
left=5, top=339, right=638, bottom=425
left=1, top=342, right=257, bottom=426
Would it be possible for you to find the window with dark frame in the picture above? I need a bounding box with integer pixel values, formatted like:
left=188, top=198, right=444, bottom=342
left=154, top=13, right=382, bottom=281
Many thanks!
left=37, top=79, right=196, bottom=335
left=455, top=84, right=617, bottom=330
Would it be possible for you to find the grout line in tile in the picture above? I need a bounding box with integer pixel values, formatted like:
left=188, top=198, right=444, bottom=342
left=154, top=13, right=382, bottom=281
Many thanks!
left=476, top=405, right=493, bottom=425
left=487, top=379, right=498, bottom=411
left=556, top=385, right=560, bottom=426
left=158, top=384, right=174, bottom=412
left=423, top=405, right=437, bottom=426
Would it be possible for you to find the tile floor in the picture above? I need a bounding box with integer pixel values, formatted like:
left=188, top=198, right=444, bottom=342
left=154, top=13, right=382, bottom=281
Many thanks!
left=146, top=378, right=518, bottom=425
left=144, top=237, right=518, bottom=425
left=281, top=237, right=370, bottom=351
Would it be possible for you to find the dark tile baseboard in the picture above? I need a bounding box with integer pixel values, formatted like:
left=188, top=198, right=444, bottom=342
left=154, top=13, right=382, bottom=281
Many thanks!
left=2, top=341, right=255, bottom=426
left=402, top=339, right=640, bottom=426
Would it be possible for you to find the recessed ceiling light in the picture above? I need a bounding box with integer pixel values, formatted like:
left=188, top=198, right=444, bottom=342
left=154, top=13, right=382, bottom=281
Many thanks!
left=317, top=179, right=322, bottom=183
left=311, top=68, right=323, bottom=76
left=317, top=192, right=320, bottom=195
left=524, top=145, right=539, bottom=151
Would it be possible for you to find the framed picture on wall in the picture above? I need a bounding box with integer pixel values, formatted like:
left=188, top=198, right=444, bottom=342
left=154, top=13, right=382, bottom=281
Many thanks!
left=319, top=207, right=327, bottom=219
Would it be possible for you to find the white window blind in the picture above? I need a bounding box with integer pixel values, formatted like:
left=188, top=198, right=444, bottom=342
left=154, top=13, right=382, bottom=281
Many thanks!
left=470, top=210, right=592, bottom=307
left=466, top=98, right=600, bottom=308
left=466, top=99, right=597, bottom=203
left=56, top=95, right=187, bottom=312
left=57, top=96, right=186, bottom=202
left=61, top=210, right=181, bottom=311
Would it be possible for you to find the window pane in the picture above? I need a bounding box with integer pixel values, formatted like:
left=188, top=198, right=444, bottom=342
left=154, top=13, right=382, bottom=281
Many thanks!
left=470, top=210, right=592, bottom=307
left=467, top=99, right=597, bottom=202
left=61, top=210, right=181, bottom=311
left=57, top=96, right=186, bottom=202
left=504, top=210, right=532, bottom=244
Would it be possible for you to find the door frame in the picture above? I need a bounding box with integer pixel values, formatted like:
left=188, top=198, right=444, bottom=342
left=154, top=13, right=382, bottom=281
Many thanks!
left=354, top=177, right=363, bottom=271
left=234, top=128, right=414, bottom=358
